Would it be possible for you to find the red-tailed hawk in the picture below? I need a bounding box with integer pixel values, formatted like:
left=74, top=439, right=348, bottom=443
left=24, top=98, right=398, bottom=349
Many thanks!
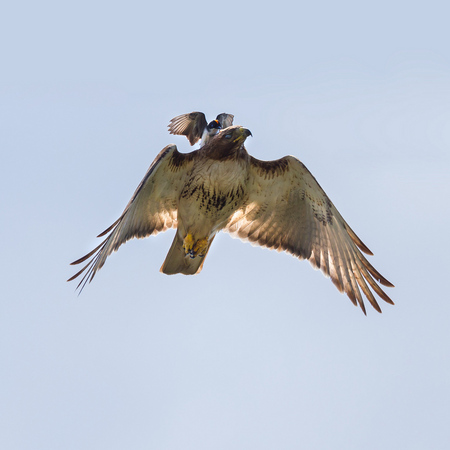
left=69, top=125, right=394, bottom=314
left=168, top=112, right=234, bottom=147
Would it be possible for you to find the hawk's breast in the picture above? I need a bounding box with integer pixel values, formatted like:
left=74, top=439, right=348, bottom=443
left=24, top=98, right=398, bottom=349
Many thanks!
left=179, top=158, right=248, bottom=223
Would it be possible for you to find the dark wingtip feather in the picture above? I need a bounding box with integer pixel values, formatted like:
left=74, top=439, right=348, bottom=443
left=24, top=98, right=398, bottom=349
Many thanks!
left=97, top=218, right=121, bottom=237
left=70, top=241, right=105, bottom=265
left=67, top=265, right=88, bottom=282
left=380, top=278, right=395, bottom=288
left=380, top=291, right=395, bottom=305
left=372, top=300, right=382, bottom=314
left=344, top=223, right=373, bottom=255
left=359, top=301, right=367, bottom=316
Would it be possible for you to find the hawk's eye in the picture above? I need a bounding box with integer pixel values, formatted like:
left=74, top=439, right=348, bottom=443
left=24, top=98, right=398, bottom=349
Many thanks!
left=224, top=133, right=232, bottom=139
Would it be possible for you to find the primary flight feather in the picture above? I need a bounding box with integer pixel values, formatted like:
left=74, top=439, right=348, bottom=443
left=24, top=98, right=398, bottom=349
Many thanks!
left=69, top=124, right=394, bottom=314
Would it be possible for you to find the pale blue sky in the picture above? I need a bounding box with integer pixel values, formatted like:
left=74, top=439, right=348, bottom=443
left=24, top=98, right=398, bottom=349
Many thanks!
left=1, top=1, right=450, bottom=449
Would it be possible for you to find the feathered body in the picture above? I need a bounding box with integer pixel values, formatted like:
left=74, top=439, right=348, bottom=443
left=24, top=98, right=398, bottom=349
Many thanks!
left=69, top=125, right=394, bottom=314
left=161, top=133, right=250, bottom=274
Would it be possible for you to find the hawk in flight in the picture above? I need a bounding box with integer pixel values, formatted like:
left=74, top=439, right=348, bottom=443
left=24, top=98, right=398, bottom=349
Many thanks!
left=168, top=111, right=234, bottom=147
left=69, top=124, right=394, bottom=314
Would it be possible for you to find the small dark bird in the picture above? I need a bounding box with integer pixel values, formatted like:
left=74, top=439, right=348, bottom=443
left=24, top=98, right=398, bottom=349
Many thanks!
left=69, top=124, right=394, bottom=314
left=168, top=111, right=234, bottom=147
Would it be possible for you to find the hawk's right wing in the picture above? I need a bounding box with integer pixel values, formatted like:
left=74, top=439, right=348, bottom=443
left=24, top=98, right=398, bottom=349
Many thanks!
left=68, top=144, right=196, bottom=291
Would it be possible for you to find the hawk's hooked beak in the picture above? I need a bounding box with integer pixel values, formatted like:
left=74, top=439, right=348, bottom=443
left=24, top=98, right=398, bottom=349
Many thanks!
left=234, top=127, right=252, bottom=142
left=241, top=128, right=253, bottom=138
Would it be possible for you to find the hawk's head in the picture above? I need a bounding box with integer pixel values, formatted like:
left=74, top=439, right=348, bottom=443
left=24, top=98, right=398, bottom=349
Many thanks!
left=202, top=126, right=252, bottom=159
left=219, top=126, right=252, bottom=143
left=202, top=125, right=251, bottom=159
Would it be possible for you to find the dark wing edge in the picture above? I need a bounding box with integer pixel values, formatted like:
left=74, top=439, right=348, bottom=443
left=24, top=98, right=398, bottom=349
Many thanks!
left=68, top=144, right=194, bottom=292
left=216, top=113, right=234, bottom=129
left=224, top=155, right=394, bottom=314
left=167, top=112, right=207, bottom=145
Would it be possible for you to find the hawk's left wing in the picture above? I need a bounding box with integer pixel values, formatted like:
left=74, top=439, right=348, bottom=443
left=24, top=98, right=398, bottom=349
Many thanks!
left=225, top=155, right=394, bottom=314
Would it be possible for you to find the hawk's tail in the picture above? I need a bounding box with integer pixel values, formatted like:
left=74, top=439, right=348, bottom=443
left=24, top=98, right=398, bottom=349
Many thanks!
left=160, top=232, right=215, bottom=275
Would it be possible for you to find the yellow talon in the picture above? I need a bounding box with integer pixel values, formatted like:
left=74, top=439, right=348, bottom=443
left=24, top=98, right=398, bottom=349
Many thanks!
left=193, top=238, right=209, bottom=257
left=183, top=233, right=195, bottom=255
left=183, top=234, right=209, bottom=258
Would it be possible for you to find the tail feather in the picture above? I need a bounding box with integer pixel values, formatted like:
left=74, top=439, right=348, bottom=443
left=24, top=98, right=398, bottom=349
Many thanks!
left=160, top=233, right=215, bottom=275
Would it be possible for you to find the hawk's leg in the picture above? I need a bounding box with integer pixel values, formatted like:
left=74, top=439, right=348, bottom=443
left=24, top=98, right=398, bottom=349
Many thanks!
left=193, top=238, right=208, bottom=258
left=183, top=233, right=209, bottom=259
left=183, top=233, right=195, bottom=257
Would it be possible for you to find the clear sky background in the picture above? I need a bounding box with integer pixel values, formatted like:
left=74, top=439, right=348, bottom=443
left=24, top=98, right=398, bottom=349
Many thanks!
left=2, top=1, right=449, bottom=449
